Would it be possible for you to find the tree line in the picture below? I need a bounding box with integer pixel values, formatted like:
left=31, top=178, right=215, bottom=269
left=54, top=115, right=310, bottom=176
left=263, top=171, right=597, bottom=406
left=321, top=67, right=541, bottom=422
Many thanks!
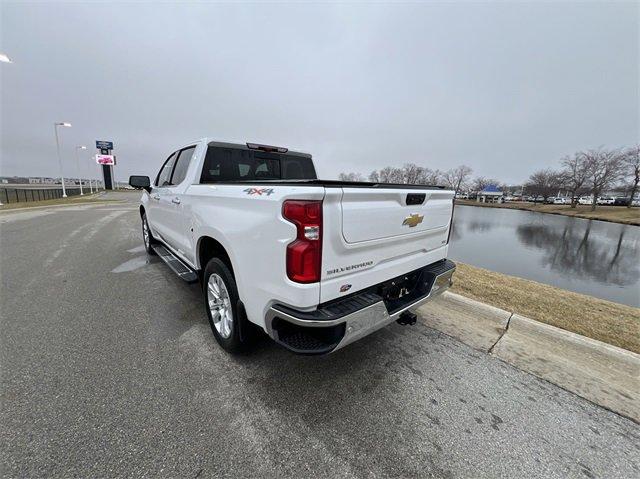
left=525, top=146, right=639, bottom=210
left=338, top=165, right=475, bottom=192
left=338, top=145, right=639, bottom=210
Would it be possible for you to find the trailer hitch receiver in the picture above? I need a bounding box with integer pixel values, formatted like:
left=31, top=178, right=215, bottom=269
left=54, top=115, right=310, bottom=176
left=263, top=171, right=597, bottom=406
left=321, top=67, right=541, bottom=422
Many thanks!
left=396, top=311, right=417, bottom=326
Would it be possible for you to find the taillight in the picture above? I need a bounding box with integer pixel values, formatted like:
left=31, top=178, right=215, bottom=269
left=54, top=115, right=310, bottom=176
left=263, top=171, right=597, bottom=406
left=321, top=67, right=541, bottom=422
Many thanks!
left=282, top=200, right=323, bottom=283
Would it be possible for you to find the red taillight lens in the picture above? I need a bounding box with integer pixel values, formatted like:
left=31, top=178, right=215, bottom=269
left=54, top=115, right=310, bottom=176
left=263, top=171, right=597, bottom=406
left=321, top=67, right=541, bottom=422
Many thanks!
left=282, top=200, right=323, bottom=283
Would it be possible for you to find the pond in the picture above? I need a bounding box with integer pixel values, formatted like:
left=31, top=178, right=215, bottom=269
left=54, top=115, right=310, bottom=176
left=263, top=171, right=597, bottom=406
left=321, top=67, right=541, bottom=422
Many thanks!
left=449, top=205, right=640, bottom=307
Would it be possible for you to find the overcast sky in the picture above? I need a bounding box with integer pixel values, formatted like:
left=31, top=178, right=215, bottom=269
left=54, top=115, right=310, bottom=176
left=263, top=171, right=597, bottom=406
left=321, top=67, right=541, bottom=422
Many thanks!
left=1, top=1, right=638, bottom=184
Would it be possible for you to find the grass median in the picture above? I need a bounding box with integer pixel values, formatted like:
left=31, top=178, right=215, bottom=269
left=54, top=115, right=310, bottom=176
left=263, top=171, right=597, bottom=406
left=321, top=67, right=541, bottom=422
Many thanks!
left=451, top=262, right=640, bottom=354
left=456, top=200, right=640, bottom=226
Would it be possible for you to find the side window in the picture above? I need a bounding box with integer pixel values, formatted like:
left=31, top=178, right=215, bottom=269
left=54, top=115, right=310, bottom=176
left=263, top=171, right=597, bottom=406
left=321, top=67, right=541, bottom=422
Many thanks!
left=171, top=146, right=196, bottom=185
left=156, top=152, right=178, bottom=187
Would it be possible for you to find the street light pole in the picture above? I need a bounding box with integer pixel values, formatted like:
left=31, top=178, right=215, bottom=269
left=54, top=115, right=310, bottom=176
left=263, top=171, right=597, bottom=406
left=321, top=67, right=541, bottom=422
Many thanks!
left=54, top=122, right=72, bottom=198
left=75, top=145, right=87, bottom=195
left=88, top=151, right=94, bottom=194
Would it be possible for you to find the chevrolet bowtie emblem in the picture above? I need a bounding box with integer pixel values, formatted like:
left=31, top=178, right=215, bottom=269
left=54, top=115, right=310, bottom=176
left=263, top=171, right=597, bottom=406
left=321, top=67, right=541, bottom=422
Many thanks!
left=402, top=213, right=424, bottom=228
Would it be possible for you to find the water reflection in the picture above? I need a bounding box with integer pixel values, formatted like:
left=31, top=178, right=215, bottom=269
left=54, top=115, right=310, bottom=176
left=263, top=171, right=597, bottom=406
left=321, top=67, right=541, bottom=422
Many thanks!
left=449, top=206, right=640, bottom=306
left=467, top=220, right=494, bottom=234
left=515, top=222, right=638, bottom=287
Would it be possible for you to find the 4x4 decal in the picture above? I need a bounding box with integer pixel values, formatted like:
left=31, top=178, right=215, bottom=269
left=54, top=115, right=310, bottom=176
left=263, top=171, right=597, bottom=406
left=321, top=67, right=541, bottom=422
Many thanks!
left=244, top=188, right=274, bottom=196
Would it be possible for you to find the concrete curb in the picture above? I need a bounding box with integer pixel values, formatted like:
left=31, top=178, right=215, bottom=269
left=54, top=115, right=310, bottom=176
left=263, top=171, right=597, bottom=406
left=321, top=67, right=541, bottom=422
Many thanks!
left=418, top=292, right=511, bottom=351
left=418, top=292, right=640, bottom=423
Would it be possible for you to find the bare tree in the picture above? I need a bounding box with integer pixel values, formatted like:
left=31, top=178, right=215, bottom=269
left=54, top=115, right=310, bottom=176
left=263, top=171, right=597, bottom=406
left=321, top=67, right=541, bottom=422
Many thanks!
left=526, top=169, right=563, bottom=201
left=368, top=170, right=380, bottom=182
left=443, top=165, right=473, bottom=193
left=561, top=153, right=588, bottom=208
left=416, top=167, right=442, bottom=185
left=583, top=148, right=623, bottom=211
left=402, top=163, right=424, bottom=185
left=472, top=176, right=500, bottom=193
left=378, top=166, right=405, bottom=183
left=621, top=145, right=640, bottom=208
left=338, top=172, right=365, bottom=182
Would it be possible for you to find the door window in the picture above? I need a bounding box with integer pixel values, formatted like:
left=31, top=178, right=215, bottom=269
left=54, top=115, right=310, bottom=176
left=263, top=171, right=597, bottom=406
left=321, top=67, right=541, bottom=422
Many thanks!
left=156, top=152, right=178, bottom=187
left=171, top=147, right=196, bottom=185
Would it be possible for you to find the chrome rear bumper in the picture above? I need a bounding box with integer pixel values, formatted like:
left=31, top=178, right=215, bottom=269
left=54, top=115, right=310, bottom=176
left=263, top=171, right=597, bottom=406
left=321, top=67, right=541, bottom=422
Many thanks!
left=265, top=260, right=455, bottom=354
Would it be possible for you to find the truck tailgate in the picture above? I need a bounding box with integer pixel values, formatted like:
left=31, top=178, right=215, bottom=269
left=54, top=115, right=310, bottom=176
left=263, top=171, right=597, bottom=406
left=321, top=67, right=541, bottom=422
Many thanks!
left=340, top=188, right=452, bottom=243
left=320, top=186, right=454, bottom=304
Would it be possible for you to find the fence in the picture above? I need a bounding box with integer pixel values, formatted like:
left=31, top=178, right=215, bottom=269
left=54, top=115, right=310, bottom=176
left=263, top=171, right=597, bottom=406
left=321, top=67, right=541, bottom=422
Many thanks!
left=0, top=187, right=90, bottom=204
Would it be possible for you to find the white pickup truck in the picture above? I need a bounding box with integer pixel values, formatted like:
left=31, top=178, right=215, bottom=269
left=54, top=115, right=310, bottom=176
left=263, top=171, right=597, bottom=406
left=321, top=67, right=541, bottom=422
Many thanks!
left=129, top=140, right=456, bottom=354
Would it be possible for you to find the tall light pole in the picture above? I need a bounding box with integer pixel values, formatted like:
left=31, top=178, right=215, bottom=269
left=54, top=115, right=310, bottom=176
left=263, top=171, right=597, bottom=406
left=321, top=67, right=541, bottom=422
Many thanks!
left=75, top=145, right=87, bottom=195
left=88, top=150, right=94, bottom=194
left=54, top=122, right=72, bottom=197
left=0, top=52, right=11, bottom=204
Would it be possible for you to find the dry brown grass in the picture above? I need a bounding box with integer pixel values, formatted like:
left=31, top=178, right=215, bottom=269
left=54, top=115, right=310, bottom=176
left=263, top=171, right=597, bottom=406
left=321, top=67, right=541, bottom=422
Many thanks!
left=451, top=262, right=640, bottom=353
left=456, top=200, right=640, bottom=225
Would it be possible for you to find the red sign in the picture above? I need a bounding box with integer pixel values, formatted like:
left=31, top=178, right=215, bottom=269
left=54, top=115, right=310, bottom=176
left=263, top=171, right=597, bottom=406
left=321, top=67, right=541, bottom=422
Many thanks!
left=96, top=154, right=115, bottom=166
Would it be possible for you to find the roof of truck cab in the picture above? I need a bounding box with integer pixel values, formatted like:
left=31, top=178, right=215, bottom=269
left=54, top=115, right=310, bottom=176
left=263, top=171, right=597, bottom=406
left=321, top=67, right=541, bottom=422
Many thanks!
left=204, top=139, right=312, bottom=158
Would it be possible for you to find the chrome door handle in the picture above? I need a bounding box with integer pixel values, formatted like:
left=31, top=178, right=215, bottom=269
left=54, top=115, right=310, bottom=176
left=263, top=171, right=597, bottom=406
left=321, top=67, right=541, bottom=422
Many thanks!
left=171, top=197, right=181, bottom=204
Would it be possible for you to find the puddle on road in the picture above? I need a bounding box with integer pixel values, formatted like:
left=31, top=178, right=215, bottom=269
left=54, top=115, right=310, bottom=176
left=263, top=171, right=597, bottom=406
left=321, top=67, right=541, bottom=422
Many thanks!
left=112, top=255, right=150, bottom=273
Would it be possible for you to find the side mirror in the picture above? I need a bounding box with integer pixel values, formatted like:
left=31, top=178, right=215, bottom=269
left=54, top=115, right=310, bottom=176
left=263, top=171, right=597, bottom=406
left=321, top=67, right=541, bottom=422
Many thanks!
left=129, top=175, right=151, bottom=193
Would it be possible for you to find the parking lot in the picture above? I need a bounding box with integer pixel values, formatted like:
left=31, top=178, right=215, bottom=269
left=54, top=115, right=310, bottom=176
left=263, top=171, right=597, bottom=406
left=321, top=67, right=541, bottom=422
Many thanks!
left=1, top=192, right=638, bottom=478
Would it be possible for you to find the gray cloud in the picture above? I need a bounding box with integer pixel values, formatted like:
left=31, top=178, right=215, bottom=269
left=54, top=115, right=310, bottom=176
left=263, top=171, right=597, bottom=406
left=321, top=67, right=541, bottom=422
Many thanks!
left=1, top=2, right=637, bottom=184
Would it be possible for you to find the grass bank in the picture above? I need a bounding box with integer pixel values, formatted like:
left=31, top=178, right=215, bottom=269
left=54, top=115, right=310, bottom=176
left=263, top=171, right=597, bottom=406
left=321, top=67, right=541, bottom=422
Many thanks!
left=0, top=193, right=116, bottom=211
left=451, top=262, right=640, bottom=354
left=456, top=200, right=640, bottom=226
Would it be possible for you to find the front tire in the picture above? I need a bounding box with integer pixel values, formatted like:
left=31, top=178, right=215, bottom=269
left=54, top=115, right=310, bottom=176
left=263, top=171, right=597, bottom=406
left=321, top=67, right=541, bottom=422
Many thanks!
left=141, top=213, right=156, bottom=255
left=203, top=258, right=250, bottom=353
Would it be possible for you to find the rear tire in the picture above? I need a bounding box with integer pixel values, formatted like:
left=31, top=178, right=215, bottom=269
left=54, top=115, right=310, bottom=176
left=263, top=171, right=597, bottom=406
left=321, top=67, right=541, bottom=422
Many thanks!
left=141, top=213, right=156, bottom=255
left=203, top=258, right=252, bottom=354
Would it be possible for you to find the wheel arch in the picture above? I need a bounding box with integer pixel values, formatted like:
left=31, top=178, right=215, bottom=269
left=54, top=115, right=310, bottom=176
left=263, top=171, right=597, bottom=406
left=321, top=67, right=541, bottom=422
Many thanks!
left=197, top=235, right=235, bottom=277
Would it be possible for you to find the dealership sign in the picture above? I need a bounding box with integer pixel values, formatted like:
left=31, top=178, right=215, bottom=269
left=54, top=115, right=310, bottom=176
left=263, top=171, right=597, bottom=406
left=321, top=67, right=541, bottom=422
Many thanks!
left=96, top=154, right=115, bottom=166
left=96, top=140, right=114, bottom=150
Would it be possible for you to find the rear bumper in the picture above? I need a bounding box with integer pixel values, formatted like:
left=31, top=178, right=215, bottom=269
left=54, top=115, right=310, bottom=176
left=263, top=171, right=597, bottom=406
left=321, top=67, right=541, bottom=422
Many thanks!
left=265, top=259, right=456, bottom=354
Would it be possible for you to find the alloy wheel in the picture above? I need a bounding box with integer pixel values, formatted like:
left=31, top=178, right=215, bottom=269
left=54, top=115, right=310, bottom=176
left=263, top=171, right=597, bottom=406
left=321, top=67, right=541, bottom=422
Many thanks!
left=207, top=273, right=233, bottom=338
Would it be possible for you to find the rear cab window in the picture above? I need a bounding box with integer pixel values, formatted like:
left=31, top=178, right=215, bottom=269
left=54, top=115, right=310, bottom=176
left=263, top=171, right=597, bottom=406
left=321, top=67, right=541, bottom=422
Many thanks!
left=200, top=145, right=316, bottom=183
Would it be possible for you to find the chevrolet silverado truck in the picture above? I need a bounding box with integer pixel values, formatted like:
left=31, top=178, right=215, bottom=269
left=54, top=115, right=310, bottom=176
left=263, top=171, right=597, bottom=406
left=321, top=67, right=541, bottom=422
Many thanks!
left=129, top=140, right=456, bottom=354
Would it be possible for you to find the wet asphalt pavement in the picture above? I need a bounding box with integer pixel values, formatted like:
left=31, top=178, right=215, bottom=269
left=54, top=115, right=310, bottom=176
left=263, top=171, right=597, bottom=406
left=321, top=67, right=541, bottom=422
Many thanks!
left=1, top=192, right=638, bottom=478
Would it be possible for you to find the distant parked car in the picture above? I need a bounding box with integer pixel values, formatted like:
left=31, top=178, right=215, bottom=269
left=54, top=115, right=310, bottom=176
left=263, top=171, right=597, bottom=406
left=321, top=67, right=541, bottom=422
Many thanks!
left=632, top=198, right=640, bottom=207
left=578, top=196, right=593, bottom=205
left=613, top=197, right=630, bottom=206
left=503, top=195, right=516, bottom=202
left=597, top=196, right=615, bottom=205
left=545, top=197, right=556, bottom=204
left=553, top=197, right=569, bottom=205
left=455, top=192, right=469, bottom=200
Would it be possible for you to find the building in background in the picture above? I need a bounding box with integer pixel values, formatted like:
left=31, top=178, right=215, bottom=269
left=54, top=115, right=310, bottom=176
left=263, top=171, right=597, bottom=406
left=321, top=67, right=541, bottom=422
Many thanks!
left=477, top=185, right=503, bottom=204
